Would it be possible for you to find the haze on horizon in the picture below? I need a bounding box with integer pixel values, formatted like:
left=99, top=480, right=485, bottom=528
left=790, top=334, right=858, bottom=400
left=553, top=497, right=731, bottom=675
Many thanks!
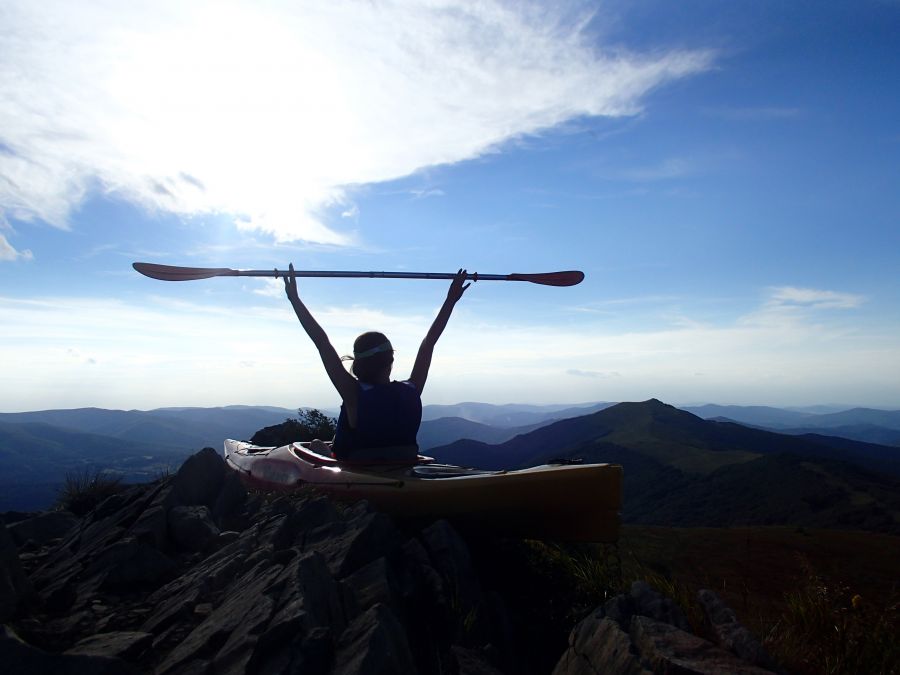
left=1, top=1, right=899, bottom=413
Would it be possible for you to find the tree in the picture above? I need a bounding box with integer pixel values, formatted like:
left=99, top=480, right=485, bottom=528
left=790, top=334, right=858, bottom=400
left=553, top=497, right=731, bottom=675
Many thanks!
left=250, top=408, right=337, bottom=447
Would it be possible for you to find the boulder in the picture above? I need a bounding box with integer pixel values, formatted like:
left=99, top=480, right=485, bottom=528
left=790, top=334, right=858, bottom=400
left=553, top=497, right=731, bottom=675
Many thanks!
left=317, top=510, right=405, bottom=579
left=168, top=505, right=220, bottom=552
left=8, top=510, right=79, bottom=547
left=630, top=615, right=776, bottom=674
left=343, top=556, right=399, bottom=613
left=332, top=603, right=417, bottom=675
left=697, top=589, right=779, bottom=670
left=421, top=520, right=482, bottom=615
left=155, top=561, right=284, bottom=674
left=555, top=583, right=777, bottom=675
left=171, top=447, right=225, bottom=507
left=451, top=645, right=506, bottom=675
left=64, top=631, right=154, bottom=661
left=0, top=625, right=137, bottom=675
left=630, top=580, right=691, bottom=631
left=0, top=519, right=32, bottom=622
left=553, top=616, right=650, bottom=675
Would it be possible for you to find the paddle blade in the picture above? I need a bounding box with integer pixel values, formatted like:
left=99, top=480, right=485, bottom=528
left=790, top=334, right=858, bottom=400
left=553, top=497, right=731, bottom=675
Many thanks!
left=507, top=271, right=585, bottom=287
left=133, top=262, right=238, bottom=281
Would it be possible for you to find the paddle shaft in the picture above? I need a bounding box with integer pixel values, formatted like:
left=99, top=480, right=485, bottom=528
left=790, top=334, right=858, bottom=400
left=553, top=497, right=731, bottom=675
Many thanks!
left=133, top=263, right=584, bottom=287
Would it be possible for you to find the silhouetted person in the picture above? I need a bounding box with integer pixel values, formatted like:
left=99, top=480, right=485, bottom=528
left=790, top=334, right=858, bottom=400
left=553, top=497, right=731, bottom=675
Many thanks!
left=282, top=263, right=470, bottom=461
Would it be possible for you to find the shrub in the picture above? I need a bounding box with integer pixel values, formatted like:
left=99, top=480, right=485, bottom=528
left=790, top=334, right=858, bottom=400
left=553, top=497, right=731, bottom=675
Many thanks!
left=250, top=408, right=337, bottom=447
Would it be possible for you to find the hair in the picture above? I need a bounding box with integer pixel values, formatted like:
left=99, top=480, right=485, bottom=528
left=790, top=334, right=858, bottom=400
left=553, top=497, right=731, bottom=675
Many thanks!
left=346, top=331, right=394, bottom=383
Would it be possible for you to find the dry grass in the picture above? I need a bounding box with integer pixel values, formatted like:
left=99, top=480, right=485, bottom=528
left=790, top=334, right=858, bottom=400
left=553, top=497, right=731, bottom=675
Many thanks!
left=56, top=467, right=125, bottom=516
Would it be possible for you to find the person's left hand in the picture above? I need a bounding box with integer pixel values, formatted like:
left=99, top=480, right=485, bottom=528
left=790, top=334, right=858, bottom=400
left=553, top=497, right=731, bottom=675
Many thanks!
left=447, top=268, right=472, bottom=304
left=283, top=263, right=300, bottom=302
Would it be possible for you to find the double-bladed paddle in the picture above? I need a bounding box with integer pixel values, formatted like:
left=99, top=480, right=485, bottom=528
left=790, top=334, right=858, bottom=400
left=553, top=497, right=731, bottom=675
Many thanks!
left=133, top=262, right=584, bottom=287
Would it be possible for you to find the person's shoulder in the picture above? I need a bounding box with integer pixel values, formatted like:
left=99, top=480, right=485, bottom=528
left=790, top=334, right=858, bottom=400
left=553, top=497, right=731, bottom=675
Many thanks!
left=393, top=379, right=418, bottom=391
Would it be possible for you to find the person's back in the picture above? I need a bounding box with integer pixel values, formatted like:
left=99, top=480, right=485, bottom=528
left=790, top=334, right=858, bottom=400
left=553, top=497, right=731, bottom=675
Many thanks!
left=332, top=380, right=422, bottom=461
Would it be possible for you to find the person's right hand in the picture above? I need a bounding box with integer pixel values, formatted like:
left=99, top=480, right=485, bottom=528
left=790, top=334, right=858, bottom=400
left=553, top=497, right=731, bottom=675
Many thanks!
left=283, top=263, right=300, bottom=302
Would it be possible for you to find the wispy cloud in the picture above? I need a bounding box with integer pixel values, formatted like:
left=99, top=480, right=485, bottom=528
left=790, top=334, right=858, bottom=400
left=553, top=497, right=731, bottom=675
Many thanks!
left=566, top=369, right=621, bottom=379
left=768, top=286, right=866, bottom=310
left=0, top=232, right=33, bottom=261
left=618, top=157, right=694, bottom=182
left=409, top=188, right=446, bottom=200
left=0, top=1, right=714, bottom=245
left=703, top=106, right=803, bottom=121
left=0, top=283, right=896, bottom=410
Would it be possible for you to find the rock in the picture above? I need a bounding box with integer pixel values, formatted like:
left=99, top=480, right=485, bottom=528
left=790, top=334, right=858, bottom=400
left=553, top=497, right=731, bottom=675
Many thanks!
left=155, top=561, right=284, bottom=674
left=420, top=520, right=482, bottom=614
left=269, top=550, right=346, bottom=636
left=128, top=504, right=169, bottom=550
left=168, top=506, right=220, bottom=552
left=317, top=510, right=405, bottom=579
left=630, top=580, right=691, bottom=631
left=343, top=556, right=399, bottom=613
left=0, top=625, right=137, bottom=675
left=0, top=518, right=33, bottom=622
left=630, top=615, right=776, bottom=674
left=89, top=539, right=177, bottom=591
left=212, top=470, right=247, bottom=527
left=172, top=447, right=225, bottom=507
left=8, top=510, right=79, bottom=547
left=333, top=603, right=417, bottom=675
left=553, top=616, right=650, bottom=675
left=555, top=583, right=779, bottom=675
left=452, top=645, right=506, bottom=675
left=64, top=631, right=154, bottom=661
left=697, top=589, right=779, bottom=671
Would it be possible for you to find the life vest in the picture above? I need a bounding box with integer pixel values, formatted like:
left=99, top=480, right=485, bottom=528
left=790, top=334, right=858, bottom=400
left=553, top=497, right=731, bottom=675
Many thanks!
left=332, top=380, right=421, bottom=460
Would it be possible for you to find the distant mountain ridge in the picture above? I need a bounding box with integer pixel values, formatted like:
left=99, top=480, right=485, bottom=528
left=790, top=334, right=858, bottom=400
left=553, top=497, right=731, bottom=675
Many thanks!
left=0, top=405, right=297, bottom=450
left=421, top=401, right=614, bottom=427
left=684, top=403, right=900, bottom=431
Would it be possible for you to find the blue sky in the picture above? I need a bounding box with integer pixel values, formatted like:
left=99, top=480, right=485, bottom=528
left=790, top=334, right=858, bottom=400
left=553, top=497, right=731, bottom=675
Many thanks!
left=1, top=0, right=898, bottom=412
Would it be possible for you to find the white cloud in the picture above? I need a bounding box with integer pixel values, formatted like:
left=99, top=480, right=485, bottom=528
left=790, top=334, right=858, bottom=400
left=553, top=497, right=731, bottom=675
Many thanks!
left=0, top=232, right=33, bottom=261
left=0, top=0, right=713, bottom=244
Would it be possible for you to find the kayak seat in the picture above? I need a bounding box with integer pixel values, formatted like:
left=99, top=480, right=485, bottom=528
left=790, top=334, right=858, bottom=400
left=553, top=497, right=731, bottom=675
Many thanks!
left=411, top=465, right=496, bottom=479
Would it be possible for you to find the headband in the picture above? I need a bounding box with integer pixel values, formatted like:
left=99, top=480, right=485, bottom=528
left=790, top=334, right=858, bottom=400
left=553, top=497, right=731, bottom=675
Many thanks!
left=353, top=341, right=394, bottom=359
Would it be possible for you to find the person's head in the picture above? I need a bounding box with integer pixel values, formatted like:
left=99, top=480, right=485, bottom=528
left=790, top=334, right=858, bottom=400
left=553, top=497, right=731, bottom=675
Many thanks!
left=347, top=331, right=394, bottom=383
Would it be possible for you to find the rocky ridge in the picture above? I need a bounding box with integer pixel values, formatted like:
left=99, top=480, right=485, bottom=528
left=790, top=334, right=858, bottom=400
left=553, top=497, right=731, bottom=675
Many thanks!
left=2, top=448, right=778, bottom=674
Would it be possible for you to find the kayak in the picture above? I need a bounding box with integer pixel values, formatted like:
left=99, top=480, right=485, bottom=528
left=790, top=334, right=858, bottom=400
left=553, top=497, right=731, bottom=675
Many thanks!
left=224, top=439, right=622, bottom=542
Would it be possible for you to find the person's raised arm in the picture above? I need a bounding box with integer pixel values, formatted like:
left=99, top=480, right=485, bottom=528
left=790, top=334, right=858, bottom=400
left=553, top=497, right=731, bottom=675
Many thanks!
left=283, top=263, right=356, bottom=402
left=409, top=269, right=471, bottom=394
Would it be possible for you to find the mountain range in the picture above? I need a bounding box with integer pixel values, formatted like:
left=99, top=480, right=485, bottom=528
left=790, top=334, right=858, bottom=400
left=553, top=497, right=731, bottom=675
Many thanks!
left=2, top=400, right=899, bottom=529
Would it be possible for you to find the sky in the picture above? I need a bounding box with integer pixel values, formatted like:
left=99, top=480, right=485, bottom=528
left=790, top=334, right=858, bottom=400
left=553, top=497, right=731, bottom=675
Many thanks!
left=1, top=0, right=899, bottom=413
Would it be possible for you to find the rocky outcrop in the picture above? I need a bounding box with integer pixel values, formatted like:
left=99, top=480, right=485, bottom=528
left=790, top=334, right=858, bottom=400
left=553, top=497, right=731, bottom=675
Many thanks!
left=0, top=519, right=33, bottom=623
left=553, top=582, right=778, bottom=675
left=4, top=449, right=513, bottom=674
left=4, top=448, right=779, bottom=674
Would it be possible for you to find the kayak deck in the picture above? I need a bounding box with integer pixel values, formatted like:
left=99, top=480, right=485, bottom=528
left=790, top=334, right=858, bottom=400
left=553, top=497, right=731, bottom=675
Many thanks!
left=224, top=439, right=622, bottom=542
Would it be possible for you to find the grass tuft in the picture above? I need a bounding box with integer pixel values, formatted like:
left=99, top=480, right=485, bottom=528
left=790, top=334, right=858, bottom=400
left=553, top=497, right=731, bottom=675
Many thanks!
left=56, top=467, right=125, bottom=516
left=766, top=556, right=900, bottom=675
